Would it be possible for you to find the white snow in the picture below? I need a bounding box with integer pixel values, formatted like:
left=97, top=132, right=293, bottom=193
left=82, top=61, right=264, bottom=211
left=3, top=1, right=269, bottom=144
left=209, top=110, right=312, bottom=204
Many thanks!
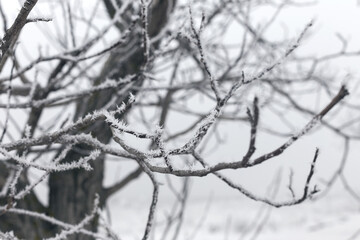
left=107, top=192, right=360, bottom=240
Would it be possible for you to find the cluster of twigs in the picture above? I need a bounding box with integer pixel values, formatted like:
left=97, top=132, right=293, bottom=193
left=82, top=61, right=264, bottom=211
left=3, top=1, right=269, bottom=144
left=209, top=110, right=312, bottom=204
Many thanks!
left=0, top=0, right=359, bottom=239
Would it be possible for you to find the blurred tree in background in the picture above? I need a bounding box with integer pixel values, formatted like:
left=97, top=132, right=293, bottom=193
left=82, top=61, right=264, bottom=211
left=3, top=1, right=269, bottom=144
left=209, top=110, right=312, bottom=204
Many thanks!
left=0, top=0, right=359, bottom=239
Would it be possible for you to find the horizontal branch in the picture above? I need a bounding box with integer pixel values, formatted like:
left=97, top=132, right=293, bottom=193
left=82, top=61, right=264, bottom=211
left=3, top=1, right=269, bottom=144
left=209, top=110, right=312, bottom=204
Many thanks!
left=143, top=85, right=348, bottom=176
left=103, top=166, right=143, bottom=199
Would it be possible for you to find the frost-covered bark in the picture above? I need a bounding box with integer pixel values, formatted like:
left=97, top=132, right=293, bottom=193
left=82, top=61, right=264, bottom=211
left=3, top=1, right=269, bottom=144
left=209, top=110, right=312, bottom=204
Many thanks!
left=50, top=1, right=174, bottom=239
left=0, top=0, right=175, bottom=239
left=0, top=0, right=358, bottom=239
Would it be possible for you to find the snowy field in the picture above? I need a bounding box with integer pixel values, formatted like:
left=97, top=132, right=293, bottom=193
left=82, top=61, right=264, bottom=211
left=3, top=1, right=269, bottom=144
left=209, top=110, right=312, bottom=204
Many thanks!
left=106, top=192, right=360, bottom=240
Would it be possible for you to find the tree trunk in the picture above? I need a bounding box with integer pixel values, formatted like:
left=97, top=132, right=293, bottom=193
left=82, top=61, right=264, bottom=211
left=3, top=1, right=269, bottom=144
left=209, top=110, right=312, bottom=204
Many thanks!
left=0, top=0, right=174, bottom=239
left=47, top=1, right=175, bottom=239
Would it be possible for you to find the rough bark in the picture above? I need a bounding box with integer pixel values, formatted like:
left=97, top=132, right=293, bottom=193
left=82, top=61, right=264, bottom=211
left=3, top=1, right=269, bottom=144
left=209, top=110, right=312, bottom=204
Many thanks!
left=47, top=1, right=175, bottom=239
left=0, top=0, right=175, bottom=239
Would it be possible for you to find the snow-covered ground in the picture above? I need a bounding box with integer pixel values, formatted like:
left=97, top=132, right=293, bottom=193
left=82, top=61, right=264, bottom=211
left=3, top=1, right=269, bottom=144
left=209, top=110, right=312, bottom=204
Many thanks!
left=107, top=192, right=360, bottom=240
